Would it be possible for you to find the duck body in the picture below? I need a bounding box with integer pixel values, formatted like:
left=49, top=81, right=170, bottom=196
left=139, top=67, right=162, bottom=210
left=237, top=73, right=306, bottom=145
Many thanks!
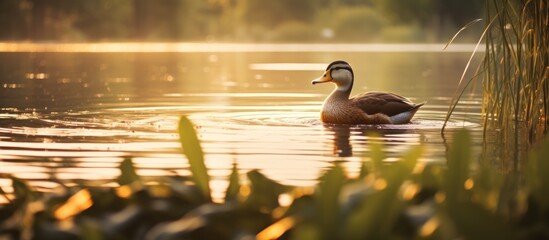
left=312, top=60, right=424, bottom=124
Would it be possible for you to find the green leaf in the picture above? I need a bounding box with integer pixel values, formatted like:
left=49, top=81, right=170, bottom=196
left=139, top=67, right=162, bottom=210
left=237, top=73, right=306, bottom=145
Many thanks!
left=225, top=163, right=240, bottom=202
left=290, top=223, right=320, bottom=240
left=445, top=202, right=516, bottom=240
left=178, top=116, right=211, bottom=202
left=399, top=143, right=423, bottom=171
left=526, top=135, right=549, bottom=210
left=245, top=170, right=289, bottom=210
left=117, top=157, right=140, bottom=185
left=445, top=129, right=471, bottom=202
left=358, top=161, right=369, bottom=179
left=81, top=219, right=104, bottom=240
left=345, top=145, right=422, bottom=240
left=418, top=163, right=443, bottom=191
left=11, top=176, right=32, bottom=203
left=0, top=186, right=9, bottom=203
left=316, top=164, right=346, bottom=239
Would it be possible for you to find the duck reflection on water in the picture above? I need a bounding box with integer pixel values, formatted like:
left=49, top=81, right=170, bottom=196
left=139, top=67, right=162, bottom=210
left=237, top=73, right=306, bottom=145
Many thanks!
left=324, top=124, right=420, bottom=158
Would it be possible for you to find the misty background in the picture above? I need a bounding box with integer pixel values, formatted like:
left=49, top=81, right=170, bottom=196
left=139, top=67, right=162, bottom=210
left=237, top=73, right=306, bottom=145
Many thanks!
left=0, top=0, right=484, bottom=42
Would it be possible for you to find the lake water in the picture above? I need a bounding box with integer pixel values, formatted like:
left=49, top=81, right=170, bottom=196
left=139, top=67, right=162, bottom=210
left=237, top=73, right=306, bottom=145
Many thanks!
left=0, top=43, right=483, bottom=200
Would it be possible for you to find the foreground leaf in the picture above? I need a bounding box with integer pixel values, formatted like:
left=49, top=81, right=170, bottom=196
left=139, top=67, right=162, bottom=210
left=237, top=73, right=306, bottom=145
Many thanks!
left=146, top=203, right=270, bottom=239
left=316, top=164, right=346, bottom=239
left=445, top=202, right=516, bottom=240
left=245, top=170, right=289, bottom=210
left=178, top=116, right=211, bottom=202
left=526, top=135, right=549, bottom=210
left=11, top=177, right=33, bottom=203
left=369, top=135, right=385, bottom=172
left=345, top=144, right=422, bottom=239
left=225, top=163, right=240, bottom=202
left=445, top=129, right=471, bottom=202
left=117, top=157, right=140, bottom=186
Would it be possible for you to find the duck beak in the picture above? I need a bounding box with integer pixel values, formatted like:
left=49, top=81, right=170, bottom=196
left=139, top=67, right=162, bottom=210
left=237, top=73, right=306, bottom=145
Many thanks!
left=311, top=70, right=332, bottom=85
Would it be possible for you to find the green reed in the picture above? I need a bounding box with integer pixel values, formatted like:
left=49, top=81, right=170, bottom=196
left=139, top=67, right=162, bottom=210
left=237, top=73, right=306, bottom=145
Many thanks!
left=444, top=0, right=548, bottom=147
left=483, top=0, right=548, bottom=143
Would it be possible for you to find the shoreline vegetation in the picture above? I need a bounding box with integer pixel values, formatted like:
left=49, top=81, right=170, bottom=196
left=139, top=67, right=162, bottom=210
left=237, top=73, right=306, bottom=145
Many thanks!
left=482, top=0, right=548, bottom=144
left=1, top=116, right=548, bottom=239
left=0, top=0, right=483, bottom=43
left=444, top=0, right=548, bottom=167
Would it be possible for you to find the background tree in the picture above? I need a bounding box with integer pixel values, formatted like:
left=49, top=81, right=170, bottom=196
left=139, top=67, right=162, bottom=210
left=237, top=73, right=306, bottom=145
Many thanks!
left=238, top=0, right=317, bottom=28
left=0, top=0, right=484, bottom=42
left=374, top=0, right=484, bottom=40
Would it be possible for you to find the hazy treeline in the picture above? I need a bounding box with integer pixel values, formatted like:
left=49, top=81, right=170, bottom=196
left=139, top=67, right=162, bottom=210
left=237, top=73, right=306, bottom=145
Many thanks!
left=0, top=0, right=484, bottom=42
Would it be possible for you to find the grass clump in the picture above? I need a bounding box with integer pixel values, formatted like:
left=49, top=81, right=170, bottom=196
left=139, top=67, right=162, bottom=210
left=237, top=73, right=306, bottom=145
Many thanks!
left=444, top=0, right=547, bottom=166
left=482, top=0, right=549, bottom=144
left=1, top=116, right=549, bottom=239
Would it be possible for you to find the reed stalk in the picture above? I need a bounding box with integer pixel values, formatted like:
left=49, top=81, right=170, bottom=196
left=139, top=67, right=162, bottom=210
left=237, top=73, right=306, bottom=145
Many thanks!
left=445, top=0, right=548, bottom=156
left=482, top=0, right=548, bottom=144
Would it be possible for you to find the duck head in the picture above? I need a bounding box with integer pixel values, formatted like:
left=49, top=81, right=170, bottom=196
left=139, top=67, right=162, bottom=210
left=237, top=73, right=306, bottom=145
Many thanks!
left=311, top=60, right=354, bottom=92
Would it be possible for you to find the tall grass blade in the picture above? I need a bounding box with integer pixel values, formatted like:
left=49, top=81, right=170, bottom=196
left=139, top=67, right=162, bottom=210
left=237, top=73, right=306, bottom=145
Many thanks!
left=442, top=16, right=498, bottom=132
left=481, top=0, right=549, bottom=145
left=446, top=0, right=548, bottom=147
left=443, top=18, right=483, bottom=50
left=178, top=116, right=211, bottom=202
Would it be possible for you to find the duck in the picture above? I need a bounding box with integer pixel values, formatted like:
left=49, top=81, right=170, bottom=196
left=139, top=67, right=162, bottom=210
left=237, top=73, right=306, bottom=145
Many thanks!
left=311, top=60, right=424, bottom=124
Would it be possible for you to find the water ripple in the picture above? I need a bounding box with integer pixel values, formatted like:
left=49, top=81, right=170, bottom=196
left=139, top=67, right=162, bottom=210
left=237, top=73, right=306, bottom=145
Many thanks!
left=0, top=101, right=482, bottom=194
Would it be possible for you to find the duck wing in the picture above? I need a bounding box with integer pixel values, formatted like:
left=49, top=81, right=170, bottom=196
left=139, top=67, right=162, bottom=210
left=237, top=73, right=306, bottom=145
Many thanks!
left=350, top=91, right=417, bottom=117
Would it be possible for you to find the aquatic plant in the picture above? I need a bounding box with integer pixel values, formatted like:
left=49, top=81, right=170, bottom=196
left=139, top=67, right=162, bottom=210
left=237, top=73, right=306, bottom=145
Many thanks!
left=445, top=0, right=548, bottom=147
left=483, top=0, right=548, bottom=143
left=1, top=116, right=549, bottom=239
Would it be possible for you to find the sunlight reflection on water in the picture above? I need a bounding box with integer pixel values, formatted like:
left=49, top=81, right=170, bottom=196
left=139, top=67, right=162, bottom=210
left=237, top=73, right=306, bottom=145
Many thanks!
left=0, top=46, right=484, bottom=201
left=0, top=103, right=480, bottom=197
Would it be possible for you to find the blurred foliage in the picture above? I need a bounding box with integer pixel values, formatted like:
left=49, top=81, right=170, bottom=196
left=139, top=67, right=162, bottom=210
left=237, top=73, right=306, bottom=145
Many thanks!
left=327, top=7, right=388, bottom=41
left=237, top=0, right=316, bottom=28
left=178, top=116, right=211, bottom=202
left=0, top=0, right=484, bottom=42
left=374, top=0, right=484, bottom=40
left=1, top=116, right=549, bottom=239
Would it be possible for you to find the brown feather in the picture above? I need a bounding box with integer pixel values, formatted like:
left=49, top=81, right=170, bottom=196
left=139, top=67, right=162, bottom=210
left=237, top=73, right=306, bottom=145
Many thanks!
left=350, top=91, right=417, bottom=117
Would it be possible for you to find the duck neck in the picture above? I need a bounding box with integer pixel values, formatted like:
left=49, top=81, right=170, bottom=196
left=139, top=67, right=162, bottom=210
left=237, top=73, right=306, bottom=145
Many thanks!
left=326, top=85, right=352, bottom=103
left=331, top=74, right=353, bottom=101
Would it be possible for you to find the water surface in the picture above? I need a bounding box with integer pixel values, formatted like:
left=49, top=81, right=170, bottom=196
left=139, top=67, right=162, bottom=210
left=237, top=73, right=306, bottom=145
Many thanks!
left=0, top=43, right=482, bottom=200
